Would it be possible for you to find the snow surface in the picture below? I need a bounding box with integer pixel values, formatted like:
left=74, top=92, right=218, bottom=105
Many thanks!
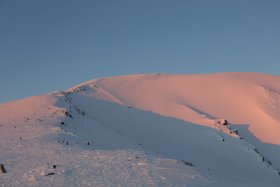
left=1, top=72, right=280, bottom=186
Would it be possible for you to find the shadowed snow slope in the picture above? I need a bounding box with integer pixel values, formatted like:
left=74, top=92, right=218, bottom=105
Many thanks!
left=72, top=72, right=280, bottom=145
left=1, top=72, right=280, bottom=186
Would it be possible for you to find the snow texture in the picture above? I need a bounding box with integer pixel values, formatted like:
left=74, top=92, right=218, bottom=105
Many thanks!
left=1, top=72, right=280, bottom=186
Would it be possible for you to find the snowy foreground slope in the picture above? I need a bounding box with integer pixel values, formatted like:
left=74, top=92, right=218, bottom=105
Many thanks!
left=1, top=73, right=280, bottom=186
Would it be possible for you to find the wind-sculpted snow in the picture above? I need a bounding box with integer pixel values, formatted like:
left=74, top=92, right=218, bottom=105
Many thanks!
left=73, top=73, right=280, bottom=145
left=72, top=73, right=280, bottom=170
left=1, top=95, right=211, bottom=186
left=1, top=72, right=280, bottom=186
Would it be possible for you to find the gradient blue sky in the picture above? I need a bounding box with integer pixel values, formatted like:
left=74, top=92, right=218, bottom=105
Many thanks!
left=0, top=0, right=280, bottom=103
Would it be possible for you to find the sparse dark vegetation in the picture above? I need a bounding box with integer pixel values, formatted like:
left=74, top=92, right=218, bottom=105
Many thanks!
left=1, top=164, right=6, bottom=173
left=65, top=111, right=73, bottom=118
left=181, top=160, right=194, bottom=167
left=45, top=172, right=55, bottom=176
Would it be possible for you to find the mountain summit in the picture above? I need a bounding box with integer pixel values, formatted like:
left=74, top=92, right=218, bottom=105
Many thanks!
left=1, top=73, right=280, bottom=186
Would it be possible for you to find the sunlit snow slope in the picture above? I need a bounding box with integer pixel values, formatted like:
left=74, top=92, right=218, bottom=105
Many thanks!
left=73, top=73, right=280, bottom=145
left=1, top=72, right=280, bottom=187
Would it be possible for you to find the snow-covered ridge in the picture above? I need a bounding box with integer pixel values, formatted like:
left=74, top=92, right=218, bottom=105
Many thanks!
left=70, top=72, right=280, bottom=144
left=1, top=72, right=280, bottom=186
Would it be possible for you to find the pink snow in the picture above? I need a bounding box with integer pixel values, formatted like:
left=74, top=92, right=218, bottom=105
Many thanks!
left=73, top=72, right=280, bottom=145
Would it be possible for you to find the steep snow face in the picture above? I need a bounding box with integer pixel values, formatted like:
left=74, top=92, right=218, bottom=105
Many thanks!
left=71, top=73, right=280, bottom=146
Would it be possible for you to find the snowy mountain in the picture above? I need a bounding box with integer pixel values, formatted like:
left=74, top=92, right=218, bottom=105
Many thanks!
left=1, top=72, right=280, bottom=186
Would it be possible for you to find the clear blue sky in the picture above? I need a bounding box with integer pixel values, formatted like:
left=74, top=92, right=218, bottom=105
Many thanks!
left=0, top=0, right=280, bottom=103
